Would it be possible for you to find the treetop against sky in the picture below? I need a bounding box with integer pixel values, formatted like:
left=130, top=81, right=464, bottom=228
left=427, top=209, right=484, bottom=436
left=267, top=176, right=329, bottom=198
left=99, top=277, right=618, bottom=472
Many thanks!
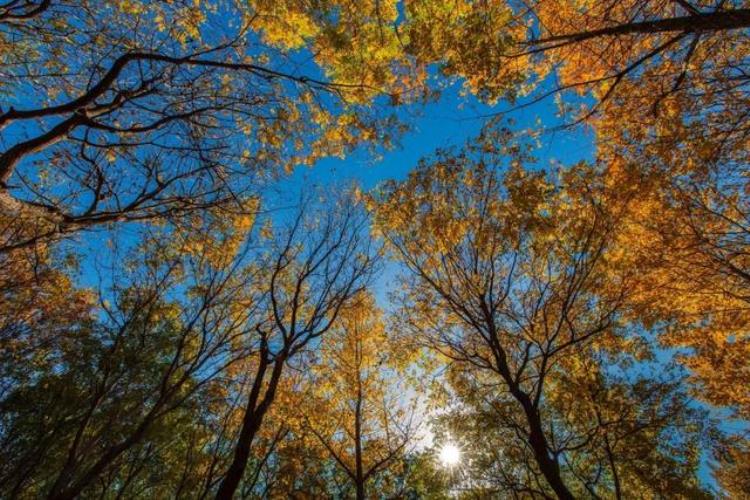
left=1, top=0, right=749, bottom=498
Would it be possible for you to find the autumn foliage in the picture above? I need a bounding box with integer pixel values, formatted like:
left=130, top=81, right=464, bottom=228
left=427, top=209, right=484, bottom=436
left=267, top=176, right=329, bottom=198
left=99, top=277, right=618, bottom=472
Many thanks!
left=1, top=0, right=748, bottom=498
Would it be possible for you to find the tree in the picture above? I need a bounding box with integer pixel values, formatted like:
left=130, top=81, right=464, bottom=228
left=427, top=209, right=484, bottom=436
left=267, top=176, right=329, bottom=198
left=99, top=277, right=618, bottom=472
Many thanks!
left=599, top=152, right=750, bottom=497
left=431, top=349, right=710, bottom=498
left=214, top=191, right=379, bottom=499
left=0, top=233, right=94, bottom=399
left=368, top=126, right=710, bottom=498
left=0, top=215, right=260, bottom=498
left=302, top=290, right=418, bottom=500
left=438, top=1, right=750, bottom=226
left=452, top=0, right=750, bottom=153
left=0, top=183, right=380, bottom=498
left=0, top=0, right=425, bottom=252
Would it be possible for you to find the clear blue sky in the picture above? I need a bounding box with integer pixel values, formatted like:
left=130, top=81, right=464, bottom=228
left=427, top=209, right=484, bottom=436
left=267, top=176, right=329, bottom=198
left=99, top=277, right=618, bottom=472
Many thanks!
left=281, top=82, right=594, bottom=192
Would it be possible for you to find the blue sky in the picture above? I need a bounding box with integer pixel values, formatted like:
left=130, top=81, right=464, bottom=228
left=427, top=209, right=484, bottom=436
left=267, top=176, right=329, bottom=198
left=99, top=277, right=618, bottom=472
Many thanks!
left=281, top=82, right=594, bottom=192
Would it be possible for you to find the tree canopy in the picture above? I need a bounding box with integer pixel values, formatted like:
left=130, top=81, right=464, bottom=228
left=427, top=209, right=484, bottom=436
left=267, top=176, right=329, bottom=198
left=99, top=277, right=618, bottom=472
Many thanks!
left=1, top=0, right=748, bottom=498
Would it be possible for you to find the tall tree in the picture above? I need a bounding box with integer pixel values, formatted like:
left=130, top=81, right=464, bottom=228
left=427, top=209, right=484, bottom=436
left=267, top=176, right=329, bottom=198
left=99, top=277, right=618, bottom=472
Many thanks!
left=0, top=211, right=260, bottom=498
left=599, top=154, right=750, bottom=497
left=302, top=291, right=418, bottom=500
left=369, top=126, right=710, bottom=498
left=215, top=192, right=378, bottom=499
left=430, top=351, right=710, bottom=498
left=449, top=0, right=750, bottom=152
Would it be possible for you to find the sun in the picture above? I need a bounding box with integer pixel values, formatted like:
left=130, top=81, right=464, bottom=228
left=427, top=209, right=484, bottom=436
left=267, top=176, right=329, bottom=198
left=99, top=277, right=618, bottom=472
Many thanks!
left=439, top=443, right=461, bottom=467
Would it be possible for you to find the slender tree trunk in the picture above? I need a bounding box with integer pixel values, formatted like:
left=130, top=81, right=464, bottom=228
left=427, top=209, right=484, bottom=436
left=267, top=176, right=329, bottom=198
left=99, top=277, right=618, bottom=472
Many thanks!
left=355, top=479, right=365, bottom=500
left=215, top=356, right=285, bottom=500
left=354, top=377, right=365, bottom=500
left=513, top=389, right=573, bottom=500
left=605, top=436, right=622, bottom=500
left=488, top=341, right=573, bottom=500
left=599, top=418, right=622, bottom=500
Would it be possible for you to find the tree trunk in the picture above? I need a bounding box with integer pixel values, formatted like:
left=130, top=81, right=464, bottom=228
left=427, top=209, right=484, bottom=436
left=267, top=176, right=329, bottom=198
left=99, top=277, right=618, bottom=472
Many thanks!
left=487, top=338, right=573, bottom=500
left=514, top=389, right=573, bottom=500
left=354, top=383, right=365, bottom=500
left=355, top=480, right=365, bottom=500
left=533, top=8, right=750, bottom=44
left=353, top=338, right=366, bottom=500
left=215, top=356, right=285, bottom=500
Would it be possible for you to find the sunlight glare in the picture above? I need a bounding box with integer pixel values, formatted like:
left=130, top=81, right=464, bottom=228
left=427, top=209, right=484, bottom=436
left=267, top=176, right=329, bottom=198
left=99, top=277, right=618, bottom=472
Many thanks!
left=439, top=443, right=461, bottom=467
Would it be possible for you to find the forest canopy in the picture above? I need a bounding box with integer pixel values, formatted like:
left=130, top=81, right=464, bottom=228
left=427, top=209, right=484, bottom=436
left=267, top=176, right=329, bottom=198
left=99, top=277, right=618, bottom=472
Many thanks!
left=1, top=0, right=748, bottom=498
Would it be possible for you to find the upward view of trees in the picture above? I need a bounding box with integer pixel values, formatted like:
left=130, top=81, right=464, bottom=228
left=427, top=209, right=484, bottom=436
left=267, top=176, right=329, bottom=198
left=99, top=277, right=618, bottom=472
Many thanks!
left=1, top=0, right=748, bottom=498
